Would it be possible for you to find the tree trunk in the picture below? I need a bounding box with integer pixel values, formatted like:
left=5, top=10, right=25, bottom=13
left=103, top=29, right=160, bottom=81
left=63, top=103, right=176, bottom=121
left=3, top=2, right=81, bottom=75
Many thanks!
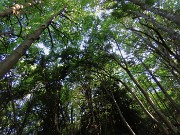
left=128, top=0, right=180, bottom=26
left=111, top=54, right=178, bottom=134
left=132, top=11, right=180, bottom=42
left=129, top=27, right=180, bottom=64
left=134, top=33, right=180, bottom=75
left=105, top=87, right=136, bottom=135
left=141, top=61, right=180, bottom=113
left=125, top=69, right=178, bottom=134
left=118, top=80, right=169, bottom=135
left=0, top=8, right=65, bottom=79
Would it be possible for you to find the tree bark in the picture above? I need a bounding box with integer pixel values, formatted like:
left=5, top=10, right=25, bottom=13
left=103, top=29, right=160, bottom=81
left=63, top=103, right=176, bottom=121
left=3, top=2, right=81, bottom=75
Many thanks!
left=0, top=8, right=65, bottom=79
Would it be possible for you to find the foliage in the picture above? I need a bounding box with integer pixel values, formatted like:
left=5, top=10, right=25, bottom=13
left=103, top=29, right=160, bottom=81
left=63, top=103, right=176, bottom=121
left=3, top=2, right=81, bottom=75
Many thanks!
left=0, top=0, right=179, bottom=135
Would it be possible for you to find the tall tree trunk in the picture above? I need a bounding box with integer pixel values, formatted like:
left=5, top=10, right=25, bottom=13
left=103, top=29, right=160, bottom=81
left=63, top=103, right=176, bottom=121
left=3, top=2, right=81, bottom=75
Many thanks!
left=140, top=61, right=180, bottom=113
left=105, top=87, right=136, bottom=135
left=117, top=79, right=169, bottom=134
left=132, top=11, right=180, bottom=42
left=111, top=54, right=178, bottom=134
left=128, top=0, right=180, bottom=26
left=0, top=8, right=65, bottom=79
left=134, top=33, right=180, bottom=76
left=0, top=1, right=38, bottom=17
left=129, top=27, right=180, bottom=64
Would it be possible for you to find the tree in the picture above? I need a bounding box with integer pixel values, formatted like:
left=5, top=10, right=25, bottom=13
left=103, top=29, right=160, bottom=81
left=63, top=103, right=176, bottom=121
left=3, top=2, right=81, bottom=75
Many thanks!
left=0, top=0, right=179, bottom=135
left=0, top=7, right=66, bottom=79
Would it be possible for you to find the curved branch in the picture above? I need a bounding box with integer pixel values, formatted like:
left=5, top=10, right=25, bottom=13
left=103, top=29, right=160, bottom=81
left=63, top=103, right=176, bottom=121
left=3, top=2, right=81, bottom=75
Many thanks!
left=15, top=15, right=22, bottom=37
left=142, top=23, right=180, bottom=61
left=128, top=0, right=180, bottom=26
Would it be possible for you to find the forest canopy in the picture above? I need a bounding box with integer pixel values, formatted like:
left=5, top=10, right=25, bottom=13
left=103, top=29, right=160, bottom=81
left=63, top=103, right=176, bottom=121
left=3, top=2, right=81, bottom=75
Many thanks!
left=0, top=0, right=179, bottom=135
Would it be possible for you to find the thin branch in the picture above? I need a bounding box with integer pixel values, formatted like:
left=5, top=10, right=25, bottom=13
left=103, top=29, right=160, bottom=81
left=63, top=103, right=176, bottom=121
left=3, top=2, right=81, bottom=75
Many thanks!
left=15, top=15, right=22, bottom=37
left=47, top=26, right=54, bottom=49
left=140, top=22, right=180, bottom=62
